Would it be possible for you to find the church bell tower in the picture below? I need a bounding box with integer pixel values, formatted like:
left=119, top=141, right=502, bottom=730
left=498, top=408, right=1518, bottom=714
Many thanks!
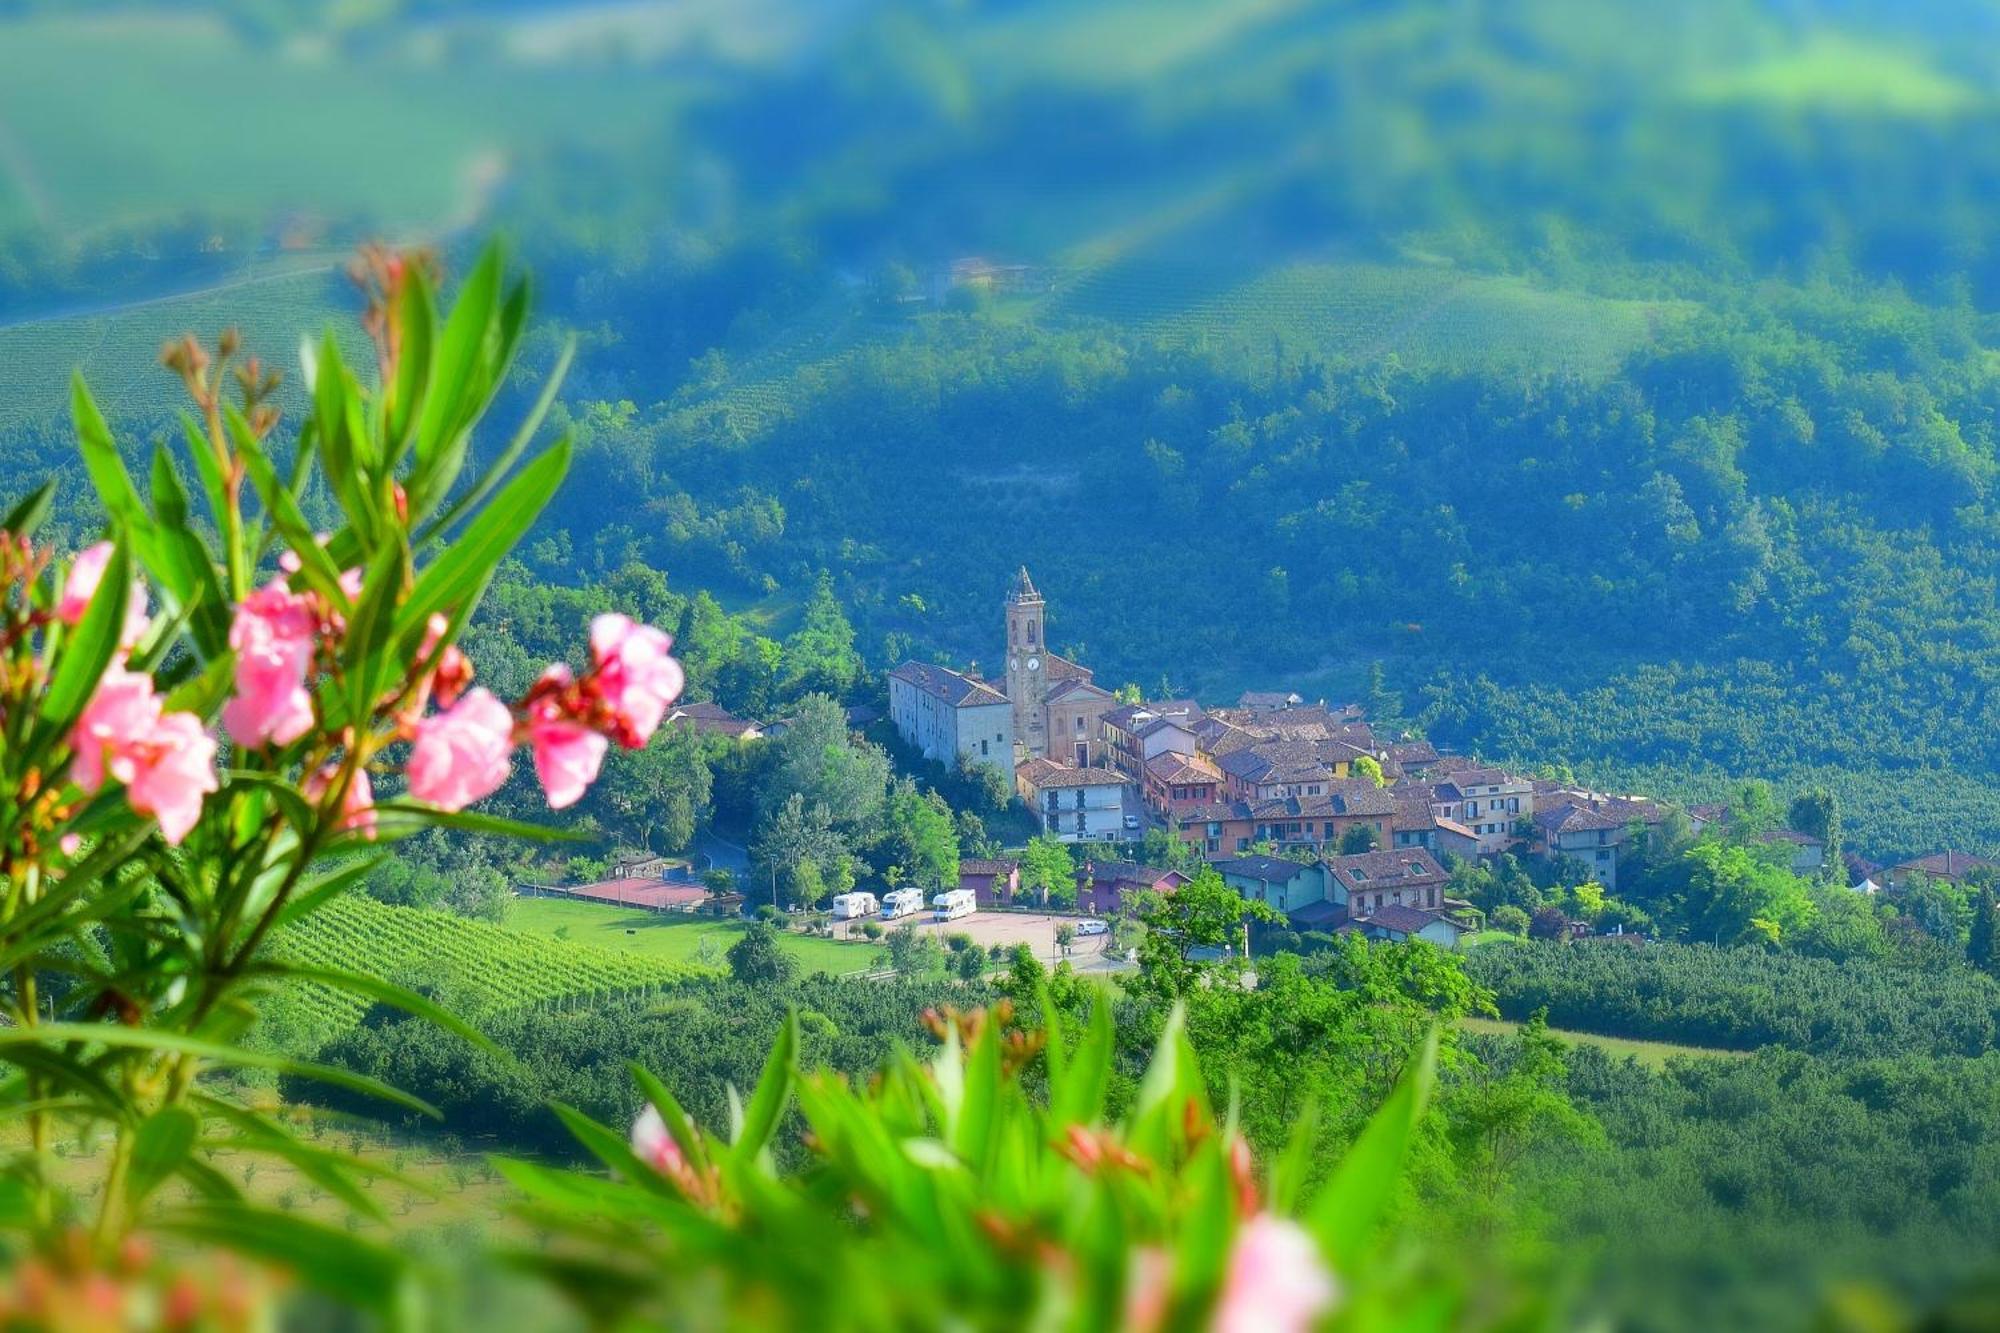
left=1005, top=567, right=1048, bottom=760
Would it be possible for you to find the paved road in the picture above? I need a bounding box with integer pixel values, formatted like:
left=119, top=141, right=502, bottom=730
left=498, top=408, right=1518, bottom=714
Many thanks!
left=837, top=909, right=1130, bottom=973
left=692, top=833, right=749, bottom=875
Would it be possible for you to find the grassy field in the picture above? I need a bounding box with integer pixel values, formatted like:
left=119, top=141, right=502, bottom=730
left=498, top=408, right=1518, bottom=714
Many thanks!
left=1458, top=1014, right=1750, bottom=1069
left=1051, top=259, right=1693, bottom=377
left=508, top=897, right=887, bottom=977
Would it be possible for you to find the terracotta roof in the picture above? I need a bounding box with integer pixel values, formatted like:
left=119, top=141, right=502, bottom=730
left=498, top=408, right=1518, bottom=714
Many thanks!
left=1175, top=800, right=1251, bottom=823
left=1891, top=851, right=2000, bottom=882
left=1247, top=782, right=1396, bottom=821
left=1042, top=652, right=1093, bottom=684
left=1146, top=752, right=1222, bottom=784
left=1325, top=848, right=1448, bottom=893
left=1016, top=759, right=1128, bottom=790
left=1386, top=740, right=1441, bottom=766
left=1238, top=690, right=1304, bottom=710
left=1535, top=803, right=1624, bottom=834
left=1046, top=676, right=1113, bottom=704
left=669, top=701, right=762, bottom=738
left=890, top=661, right=1009, bottom=709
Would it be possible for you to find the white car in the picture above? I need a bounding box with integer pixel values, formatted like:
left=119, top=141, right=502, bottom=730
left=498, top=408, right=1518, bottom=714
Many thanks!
left=1075, top=918, right=1110, bottom=937
left=1122, top=814, right=1142, bottom=831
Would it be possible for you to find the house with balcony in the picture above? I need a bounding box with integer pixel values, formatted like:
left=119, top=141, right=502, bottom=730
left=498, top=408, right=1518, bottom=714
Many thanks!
left=1099, top=701, right=1203, bottom=780
left=1531, top=793, right=1667, bottom=892
left=1016, top=758, right=1134, bottom=843
left=1423, top=766, right=1533, bottom=854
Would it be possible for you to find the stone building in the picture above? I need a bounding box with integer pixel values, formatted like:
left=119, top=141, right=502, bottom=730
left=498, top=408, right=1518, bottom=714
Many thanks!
left=887, top=661, right=1014, bottom=780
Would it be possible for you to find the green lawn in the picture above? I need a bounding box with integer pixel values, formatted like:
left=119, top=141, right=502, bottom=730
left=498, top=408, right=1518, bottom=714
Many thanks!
left=1457, top=1014, right=1750, bottom=1070
left=509, top=897, right=886, bottom=977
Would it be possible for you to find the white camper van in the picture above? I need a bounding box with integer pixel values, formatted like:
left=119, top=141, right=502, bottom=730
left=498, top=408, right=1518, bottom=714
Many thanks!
left=880, top=888, right=926, bottom=920
left=931, top=888, right=976, bottom=922
left=830, top=892, right=879, bottom=920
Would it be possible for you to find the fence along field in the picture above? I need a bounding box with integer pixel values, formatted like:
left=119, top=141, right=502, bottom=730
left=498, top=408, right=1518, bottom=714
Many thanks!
left=275, top=894, right=701, bottom=1038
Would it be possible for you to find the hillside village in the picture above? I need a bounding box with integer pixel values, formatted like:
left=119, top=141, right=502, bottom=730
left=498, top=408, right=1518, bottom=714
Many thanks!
left=871, top=568, right=1996, bottom=950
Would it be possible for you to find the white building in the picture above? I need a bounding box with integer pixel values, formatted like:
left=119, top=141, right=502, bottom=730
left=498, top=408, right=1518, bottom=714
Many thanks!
left=888, top=661, right=1014, bottom=779
left=1017, top=758, right=1133, bottom=843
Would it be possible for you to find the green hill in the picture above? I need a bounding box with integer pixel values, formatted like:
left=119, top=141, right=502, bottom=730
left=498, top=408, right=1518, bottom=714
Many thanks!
left=0, top=263, right=355, bottom=433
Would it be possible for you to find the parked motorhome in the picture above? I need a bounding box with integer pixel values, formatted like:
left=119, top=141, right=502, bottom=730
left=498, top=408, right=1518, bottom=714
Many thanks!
left=831, top=892, right=879, bottom=920
left=881, top=888, right=926, bottom=920
left=931, top=888, right=977, bottom=922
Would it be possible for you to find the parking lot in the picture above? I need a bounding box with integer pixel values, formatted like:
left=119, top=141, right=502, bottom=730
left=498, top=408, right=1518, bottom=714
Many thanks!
left=834, top=908, right=1130, bottom=972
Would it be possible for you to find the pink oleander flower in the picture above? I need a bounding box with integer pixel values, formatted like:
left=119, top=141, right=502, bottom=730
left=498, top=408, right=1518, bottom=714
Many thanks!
left=631, top=1106, right=685, bottom=1176
left=123, top=712, right=219, bottom=845
left=1212, top=1216, right=1339, bottom=1333
left=1122, top=1247, right=1171, bottom=1333
left=589, top=614, right=684, bottom=748
left=57, top=541, right=149, bottom=646
left=406, top=688, right=514, bottom=812
left=529, top=698, right=608, bottom=811
left=71, top=666, right=164, bottom=794
left=70, top=668, right=217, bottom=845
left=419, top=613, right=473, bottom=709
left=306, top=763, right=378, bottom=840
left=277, top=536, right=362, bottom=601
left=224, top=580, right=319, bottom=748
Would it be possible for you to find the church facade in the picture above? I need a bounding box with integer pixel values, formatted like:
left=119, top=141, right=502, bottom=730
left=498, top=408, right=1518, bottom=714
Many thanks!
left=888, top=569, right=1119, bottom=776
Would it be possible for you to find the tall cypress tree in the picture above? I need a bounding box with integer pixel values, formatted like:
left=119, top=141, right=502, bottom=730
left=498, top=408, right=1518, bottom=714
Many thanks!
left=1969, top=883, right=1997, bottom=974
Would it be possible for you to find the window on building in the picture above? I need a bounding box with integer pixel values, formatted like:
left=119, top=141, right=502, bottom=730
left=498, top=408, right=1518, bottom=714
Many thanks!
left=980, top=739, right=989, bottom=756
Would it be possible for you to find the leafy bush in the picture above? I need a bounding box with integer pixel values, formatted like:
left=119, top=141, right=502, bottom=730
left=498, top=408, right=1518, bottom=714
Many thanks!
left=1468, top=940, right=2000, bottom=1058
left=0, top=245, right=684, bottom=1312
left=506, top=998, right=1471, bottom=1331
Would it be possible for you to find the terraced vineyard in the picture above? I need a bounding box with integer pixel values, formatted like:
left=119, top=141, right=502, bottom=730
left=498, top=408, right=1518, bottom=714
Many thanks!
left=274, top=894, right=705, bottom=1035
left=1051, top=260, right=1692, bottom=377
left=0, top=264, right=357, bottom=433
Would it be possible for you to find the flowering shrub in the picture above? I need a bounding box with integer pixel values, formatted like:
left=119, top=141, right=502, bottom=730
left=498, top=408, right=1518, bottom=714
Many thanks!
left=0, top=245, right=681, bottom=1315
left=505, top=992, right=1454, bottom=1332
